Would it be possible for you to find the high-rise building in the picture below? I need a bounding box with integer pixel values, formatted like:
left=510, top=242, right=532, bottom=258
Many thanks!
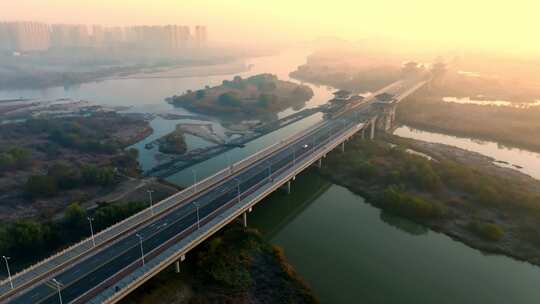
left=0, top=21, right=208, bottom=51
left=0, top=21, right=50, bottom=52
left=194, top=25, right=207, bottom=47
left=91, top=25, right=104, bottom=47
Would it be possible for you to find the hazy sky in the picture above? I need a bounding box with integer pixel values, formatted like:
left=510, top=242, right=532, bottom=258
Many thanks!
left=2, top=0, right=539, bottom=54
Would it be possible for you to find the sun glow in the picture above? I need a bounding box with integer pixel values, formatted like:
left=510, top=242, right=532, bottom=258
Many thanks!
left=2, top=0, right=540, bottom=55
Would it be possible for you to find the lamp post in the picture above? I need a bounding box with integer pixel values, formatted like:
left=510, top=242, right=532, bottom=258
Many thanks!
left=2, top=256, right=13, bottom=290
left=147, top=189, right=155, bottom=215
left=52, top=278, right=63, bottom=304
left=193, top=202, right=200, bottom=229
left=192, top=169, right=198, bottom=193
left=226, top=152, right=233, bottom=174
left=136, top=234, right=145, bottom=266
left=234, top=178, right=241, bottom=203
left=87, top=217, right=95, bottom=247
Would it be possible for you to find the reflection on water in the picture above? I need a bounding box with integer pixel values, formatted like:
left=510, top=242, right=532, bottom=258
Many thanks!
left=394, top=125, right=540, bottom=180
left=251, top=171, right=540, bottom=304
left=379, top=211, right=428, bottom=236
left=443, top=96, right=540, bottom=108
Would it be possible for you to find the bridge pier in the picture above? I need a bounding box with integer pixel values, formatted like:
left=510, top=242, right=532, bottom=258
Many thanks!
left=317, top=158, right=322, bottom=168
left=174, top=255, right=185, bottom=273
left=341, top=142, right=345, bottom=153
left=286, top=180, right=291, bottom=194
left=361, top=128, right=365, bottom=140
left=370, top=120, right=375, bottom=140
left=243, top=212, right=247, bottom=228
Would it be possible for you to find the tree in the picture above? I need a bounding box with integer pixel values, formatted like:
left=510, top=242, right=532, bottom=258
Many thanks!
left=64, top=202, right=87, bottom=229
left=257, top=94, right=278, bottom=108
left=4, top=220, right=54, bottom=257
left=218, top=92, right=242, bottom=107
left=8, top=147, right=31, bottom=169
left=25, top=175, right=58, bottom=198
left=81, top=165, right=115, bottom=186
left=195, top=89, right=206, bottom=99
left=0, top=153, right=15, bottom=171
left=48, top=162, right=81, bottom=190
left=127, top=148, right=139, bottom=159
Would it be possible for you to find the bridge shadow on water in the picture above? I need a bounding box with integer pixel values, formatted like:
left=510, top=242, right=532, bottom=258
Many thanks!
left=249, top=168, right=332, bottom=239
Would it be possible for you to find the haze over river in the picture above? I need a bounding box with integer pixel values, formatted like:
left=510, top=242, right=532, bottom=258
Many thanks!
left=2, top=49, right=540, bottom=303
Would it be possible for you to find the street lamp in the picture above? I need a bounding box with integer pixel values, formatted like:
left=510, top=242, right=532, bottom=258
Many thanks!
left=2, top=256, right=13, bottom=290
left=192, top=169, right=198, bottom=193
left=234, top=178, right=241, bottom=203
left=136, top=234, right=145, bottom=266
left=226, top=152, right=233, bottom=174
left=193, top=202, right=200, bottom=229
left=147, top=189, right=155, bottom=215
left=52, top=278, right=63, bottom=304
left=87, top=217, right=95, bottom=247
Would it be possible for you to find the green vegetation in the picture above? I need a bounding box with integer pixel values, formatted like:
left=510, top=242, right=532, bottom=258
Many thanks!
left=397, top=82, right=540, bottom=152
left=380, top=185, right=446, bottom=219
left=0, top=147, right=31, bottom=173
left=290, top=60, right=401, bottom=92
left=121, top=226, right=319, bottom=304
left=167, top=74, right=313, bottom=118
left=319, top=135, right=540, bottom=265
left=24, top=163, right=117, bottom=198
left=0, top=113, right=147, bottom=219
left=467, top=221, right=505, bottom=241
left=0, top=201, right=147, bottom=270
left=25, top=117, right=120, bottom=154
left=158, top=127, right=187, bottom=155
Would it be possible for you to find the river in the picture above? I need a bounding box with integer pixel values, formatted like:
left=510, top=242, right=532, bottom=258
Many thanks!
left=2, top=49, right=540, bottom=303
left=394, top=126, right=540, bottom=180
left=250, top=171, right=540, bottom=304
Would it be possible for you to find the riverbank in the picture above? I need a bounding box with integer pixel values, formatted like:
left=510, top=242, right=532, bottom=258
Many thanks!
left=397, top=83, right=540, bottom=153
left=318, top=134, right=540, bottom=266
left=121, top=225, right=319, bottom=304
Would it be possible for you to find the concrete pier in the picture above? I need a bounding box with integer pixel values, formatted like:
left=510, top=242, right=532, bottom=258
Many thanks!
left=174, top=261, right=180, bottom=273
left=242, top=212, right=247, bottom=227
left=286, top=180, right=291, bottom=194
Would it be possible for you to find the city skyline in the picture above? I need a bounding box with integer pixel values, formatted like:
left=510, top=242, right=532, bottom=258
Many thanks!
left=0, top=21, right=208, bottom=52
left=2, top=0, right=540, bottom=55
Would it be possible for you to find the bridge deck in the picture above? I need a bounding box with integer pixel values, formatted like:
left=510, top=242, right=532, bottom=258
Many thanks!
left=1, top=77, right=427, bottom=304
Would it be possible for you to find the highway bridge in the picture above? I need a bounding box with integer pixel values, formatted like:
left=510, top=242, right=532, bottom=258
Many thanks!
left=0, top=77, right=426, bottom=304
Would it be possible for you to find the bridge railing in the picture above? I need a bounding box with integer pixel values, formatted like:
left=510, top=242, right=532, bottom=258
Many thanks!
left=0, top=114, right=327, bottom=299
left=97, top=114, right=364, bottom=304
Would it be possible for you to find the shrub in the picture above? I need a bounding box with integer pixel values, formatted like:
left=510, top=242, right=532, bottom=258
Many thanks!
left=379, top=186, right=446, bottom=219
left=25, top=175, right=58, bottom=198
left=468, top=221, right=504, bottom=241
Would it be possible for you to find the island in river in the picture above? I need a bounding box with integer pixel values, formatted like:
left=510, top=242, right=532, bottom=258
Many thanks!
left=158, top=126, right=188, bottom=155
left=318, top=133, right=540, bottom=266
left=167, top=73, right=314, bottom=121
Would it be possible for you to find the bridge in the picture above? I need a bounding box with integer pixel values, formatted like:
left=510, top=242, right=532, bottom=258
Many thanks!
left=0, top=77, right=427, bottom=304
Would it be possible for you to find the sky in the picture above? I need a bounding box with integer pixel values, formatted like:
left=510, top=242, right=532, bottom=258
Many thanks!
left=2, top=0, right=539, bottom=54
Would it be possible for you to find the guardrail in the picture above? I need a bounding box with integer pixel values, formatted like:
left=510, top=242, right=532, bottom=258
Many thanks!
left=98, top=115, right=364, bottom=304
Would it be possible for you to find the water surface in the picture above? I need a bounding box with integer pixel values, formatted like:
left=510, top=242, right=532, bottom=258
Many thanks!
left=251, top=172, right=540, bottom=304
